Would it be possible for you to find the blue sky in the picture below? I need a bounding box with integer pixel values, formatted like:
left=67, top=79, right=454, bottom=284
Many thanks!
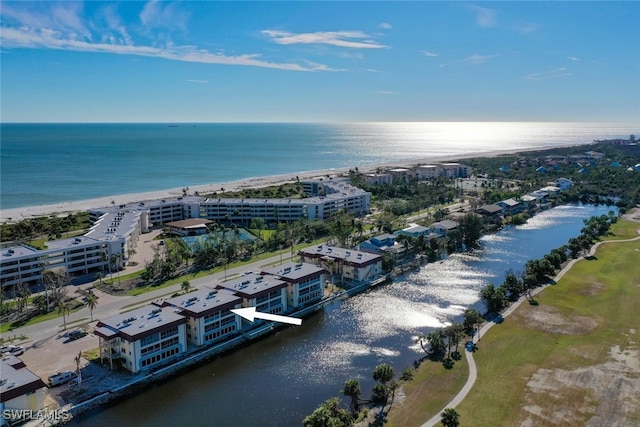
left=1, top=1, right=639, bottom=123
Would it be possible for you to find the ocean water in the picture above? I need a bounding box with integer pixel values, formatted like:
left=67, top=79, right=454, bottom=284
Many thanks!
left=1, top=122, right=637, bottom=210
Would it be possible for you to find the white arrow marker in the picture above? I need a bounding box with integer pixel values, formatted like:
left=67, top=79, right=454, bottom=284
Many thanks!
left=231, top=307, right=302, bottom=326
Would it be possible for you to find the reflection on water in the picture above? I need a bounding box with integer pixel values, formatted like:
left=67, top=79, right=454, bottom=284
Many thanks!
left=73, top=204, right=616, bottom=427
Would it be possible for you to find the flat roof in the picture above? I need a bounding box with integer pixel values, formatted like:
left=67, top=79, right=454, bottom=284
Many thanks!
left=1, top=355, right=46, bottom=403
left=46, top=235, right=105, bottom=250
left=299, top=245, right=382, bottom=265
left=165, top=218, right=213, bottom=229
left=217, top=273, right=288, bottom=298
left=431, top=220, right=459, bottom=230
left=262, top=262, right=324, bottom=282
left=89, top=195, right=204, bottom=214
left=163, top=287, right=240, bottom=317
left=1, top=245, right=40, bottom=260
left=96, top=305, right=186, bottom=341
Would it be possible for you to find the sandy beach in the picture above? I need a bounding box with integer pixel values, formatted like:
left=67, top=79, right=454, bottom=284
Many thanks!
left=0, top=146, right=559, bottom=224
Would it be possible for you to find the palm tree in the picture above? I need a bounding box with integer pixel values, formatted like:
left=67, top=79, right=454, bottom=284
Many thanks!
left=58, top=301, right=70, bottom=330
left=84, top=292, right=98, bottom=321
left=181, top=280, right=192, bottom=294
left=341, top=378, right=361, bottom=418
left=73, top=350, right=83, bottom=386
left=440, top=408, right=460, bottom=427
left=373, top=363, right=394, bottom=390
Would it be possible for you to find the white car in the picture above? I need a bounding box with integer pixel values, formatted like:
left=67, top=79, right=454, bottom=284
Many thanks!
left=2, top=345, right=25, bottom=356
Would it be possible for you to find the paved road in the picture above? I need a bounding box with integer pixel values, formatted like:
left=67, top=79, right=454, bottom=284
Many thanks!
left=1, top=247, right=304, bottom=348
left=420, top=221, right=640, bottom=427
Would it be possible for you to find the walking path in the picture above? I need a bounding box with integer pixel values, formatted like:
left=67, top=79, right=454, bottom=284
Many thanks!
left=420, top=214, right=640, bottom=427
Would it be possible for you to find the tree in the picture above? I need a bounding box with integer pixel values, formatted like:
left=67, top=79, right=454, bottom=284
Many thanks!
left=181, top=280, right=192, bottom=294
left=58, top=301, right=70, bottom=330
left=372, top=363, right=395, bottom=405
left=440, top=408, right=460, bottom=427
left=479, top=284, right=507, bottom=314
left=84, top=292, right=98, bottom=321
left=73, top=351, right=83, bottom=387
left=341, top=378, right=361, bottom=418
left=303, top=397, right=353, bottom=427
left=462, top=308, right=483, bottom=338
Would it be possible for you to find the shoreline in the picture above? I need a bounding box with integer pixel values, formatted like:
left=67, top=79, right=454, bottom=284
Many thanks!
left=0, top=144, right=587, bottom=224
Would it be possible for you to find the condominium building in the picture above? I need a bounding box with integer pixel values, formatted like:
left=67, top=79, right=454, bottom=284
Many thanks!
left=88, top=195, right=203, bottom=227
left=262, top=262, right=325, bottom=309
left=217, top=273, right=288, bottom=317
left=161, top=288, right=242, bottom=347
left=0, top=354, right=47, bottom=421
left=95, top=306, right=188, bottom=374
left=1, top=209, right=144, bottom=292
left=298, top=245, right=383, bottom=283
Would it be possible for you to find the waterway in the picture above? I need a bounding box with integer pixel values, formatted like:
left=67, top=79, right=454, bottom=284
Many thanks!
left=72, top=204, right=616, bottom=427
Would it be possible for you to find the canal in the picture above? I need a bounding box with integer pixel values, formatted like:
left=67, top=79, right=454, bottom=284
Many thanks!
left=72, top=204, right=616, bottom=427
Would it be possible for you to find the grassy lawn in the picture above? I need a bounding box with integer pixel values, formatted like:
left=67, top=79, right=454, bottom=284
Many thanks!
left=454, top=219, right=640, bottom=426
left=1, top=303, right=84, bottom=333
left=386, top=357, right=469, bottom=427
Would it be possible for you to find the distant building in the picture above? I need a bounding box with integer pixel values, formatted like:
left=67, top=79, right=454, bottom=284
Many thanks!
left=555, top=178, right=573, bottom=190
left=362, top=173, right=393, bottom=186
left=476, top=204, right=503, bottom=223
left=164, top=218, right=213, bottom=237
left=496, top=199, right=524, bottom=216
left=298, top=245, right=383, bottom=283
left=395, top=224, right=429, bottom=238
left=430, top=220, right=460, bottom=235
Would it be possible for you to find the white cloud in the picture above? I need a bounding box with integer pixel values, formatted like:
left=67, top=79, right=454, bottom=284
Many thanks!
left=0, top=26, right=335, bottom=72
left=262, top=30, right=387, bottom=49
left=420, top=50, right=438, bottom=57
left=439, top=53, right=500, bottom=68
left=524, top=67, right=572, bottom=81
left=139, top=1, right=190, bottom=33
left=378, top=22, right=392, bottom=30
left=186, top=79, right=209, bottom=84
left=568, top=56, right=580, bottom=61
left=468, top=5, right=497, bottom=28
left=0, top=5, right=341, bottom=72
left=373, top=90, right=394, bottom=95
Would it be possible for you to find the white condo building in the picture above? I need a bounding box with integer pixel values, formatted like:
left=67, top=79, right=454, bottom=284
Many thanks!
left=95, top=305, right=188, bottom=374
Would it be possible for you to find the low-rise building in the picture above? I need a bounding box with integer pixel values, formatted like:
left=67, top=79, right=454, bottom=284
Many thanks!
left=476, top=204, right=503, bottom=223
left=298, top=245, right=383, bottom=283
left=95, top=306, right=188, bottom=374
left=262, top=262, right=325, bottom=308
left=164, top=218, right=213, bottom=237
left=496, top=199, right=525, bottom=216
left=0, top=355, right=47, bottom=423
left=395, top=224, right=429, bottom=239
left=162, top=288, right=242, bottom=347
left=555, top=178, right=573, bottom=190
left=217, top=273, right=288, bottom=316
left=430, top=220, right=460, bottom=235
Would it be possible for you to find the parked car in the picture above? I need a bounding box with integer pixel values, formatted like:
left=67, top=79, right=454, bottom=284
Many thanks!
left=48, top=371, right=77, bottom=387
left=67, top=329, right=88, bottom=341
left=1, top=345, right=25, bottom=356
